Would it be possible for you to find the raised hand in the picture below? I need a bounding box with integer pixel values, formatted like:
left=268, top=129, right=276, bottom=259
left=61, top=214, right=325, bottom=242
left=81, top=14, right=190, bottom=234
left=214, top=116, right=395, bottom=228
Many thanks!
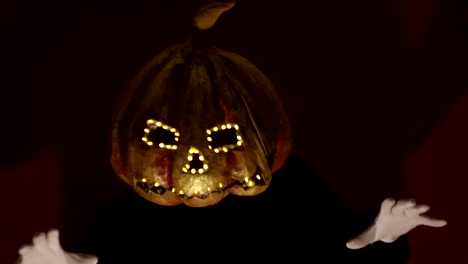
left=346, top=198, right=447, bottom=249
left=17, top=229, right=98, bottom=264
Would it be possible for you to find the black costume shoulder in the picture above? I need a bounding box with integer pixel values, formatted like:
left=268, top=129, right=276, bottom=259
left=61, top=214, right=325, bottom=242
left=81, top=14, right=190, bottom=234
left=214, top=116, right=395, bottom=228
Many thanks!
left=72, top=156, right=410, bottom=263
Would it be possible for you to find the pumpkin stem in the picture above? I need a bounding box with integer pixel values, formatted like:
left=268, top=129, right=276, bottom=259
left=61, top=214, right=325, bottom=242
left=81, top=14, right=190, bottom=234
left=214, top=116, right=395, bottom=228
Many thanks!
left=193, top=1, right=235, bottom=30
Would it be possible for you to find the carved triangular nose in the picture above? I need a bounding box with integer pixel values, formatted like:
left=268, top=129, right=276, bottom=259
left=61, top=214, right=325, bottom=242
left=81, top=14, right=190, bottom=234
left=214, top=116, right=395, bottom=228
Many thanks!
left=182, top=147, right=209, bottom=174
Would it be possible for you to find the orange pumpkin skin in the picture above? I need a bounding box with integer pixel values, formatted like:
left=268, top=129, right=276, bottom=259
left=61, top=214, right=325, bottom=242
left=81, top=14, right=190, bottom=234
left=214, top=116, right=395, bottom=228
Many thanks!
left=110, top=3, right=291, bottom=207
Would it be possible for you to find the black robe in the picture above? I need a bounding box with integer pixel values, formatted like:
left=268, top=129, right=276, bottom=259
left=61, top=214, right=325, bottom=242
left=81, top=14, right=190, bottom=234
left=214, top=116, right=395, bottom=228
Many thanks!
left=72, top=157, right=410, bottom=263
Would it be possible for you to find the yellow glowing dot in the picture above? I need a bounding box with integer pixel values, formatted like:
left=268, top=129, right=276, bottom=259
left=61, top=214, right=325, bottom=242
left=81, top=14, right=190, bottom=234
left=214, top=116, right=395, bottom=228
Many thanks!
left=194, top=191, right=199, bottom=195
left=226, top=124, right=232, bottom=129
left=141, top=178, right=147, bottom=182
left=147, top=119, right=155, bottom=124
left=147, top=141, right=154, bottom=146
left=203, top=164, right=208, bottom=170
left=144, top=128, right=150, bottom=133
left=248, top=181, right=254, bottom=187
left=183, top=168, right=188, bottom=173
left=154, top=182, right=159, bottom=187
left=187, top=156, right=193, bottom=161
left=214, top=149, right=220, bottom=153
left=207, top=137, right=212, bottom=142
left=222, top=147, right=228, bottom=152
left=237, top=141, right=242, bottom=146
left=221, top=125, right=226, bottom=130
left=166, top=145, right=172, bottom=149
left=207, top=187, right=211, bottom=192
left=142, top=137, right=147, bottom=142
left=179, top=190, right=184, bottom=195
left=171, top=145, right=177, bottom=150
left=234, top=124, right=239, bottom=130
left=170, top=128, right=176, bottom=132
left=237, top=135, right=242, bottom=140
left=198, top=156, right=204, bottom=161
left=175, top=132, right=180, bottom=136
left=159, top=143, right=165, bottom=148
left=156, top=122, right=162, bottom=126
left=213, top=127, right=218, bottom=131
left=175, top=138, right=179, bottom=141
left=208, top=146, right=212, bottom=149
left=162, top=125, right=168, bottom=129
left=185, top=164, right=190, bottom=169
left=172, top=188, right=176, bottom=192
left=256, top=174, right=261, bottom=180
left=219, top=183, right=223, bottom=188
left=193, top=149, right=199, bottom=154
left=191, top=168, right=196, bottom=174
left=244, top=177, right=249, bottom=182
left=206, top=130, right=211, bottom=135
left=198, top=169, right=204, bottom=174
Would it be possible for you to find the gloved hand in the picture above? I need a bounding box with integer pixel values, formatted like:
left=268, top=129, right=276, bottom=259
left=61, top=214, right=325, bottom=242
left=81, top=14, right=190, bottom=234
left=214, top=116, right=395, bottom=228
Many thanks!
left=17, top=229, right=98, bottom=264
left=346, top=198, right=447, bottom=249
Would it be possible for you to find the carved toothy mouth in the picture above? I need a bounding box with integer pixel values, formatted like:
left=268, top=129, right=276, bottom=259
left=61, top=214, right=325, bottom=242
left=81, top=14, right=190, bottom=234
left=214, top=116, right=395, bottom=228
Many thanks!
left=134, top=169, right=266, bottom=200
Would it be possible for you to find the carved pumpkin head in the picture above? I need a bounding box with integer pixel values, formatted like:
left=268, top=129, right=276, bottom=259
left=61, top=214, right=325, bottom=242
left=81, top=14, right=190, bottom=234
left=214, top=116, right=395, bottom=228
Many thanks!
left=110, top=1, right=292, bottom=207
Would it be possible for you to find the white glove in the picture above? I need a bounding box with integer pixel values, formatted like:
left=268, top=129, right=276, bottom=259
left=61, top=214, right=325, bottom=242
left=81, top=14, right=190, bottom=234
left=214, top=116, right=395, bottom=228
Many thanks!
left=17, top=229, right=98, bottom=264
left=346, top=198, right=447, bottom=249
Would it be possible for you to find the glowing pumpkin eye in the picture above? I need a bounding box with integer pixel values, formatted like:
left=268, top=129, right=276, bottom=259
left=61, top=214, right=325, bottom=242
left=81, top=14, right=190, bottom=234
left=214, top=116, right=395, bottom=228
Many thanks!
left=148, top=128, right=177, bottom=146
left=142, top=120, right=179, bottom=149
left=210, top=128, right=237, bottom=148
left=207, top=123, right=243, bottom=151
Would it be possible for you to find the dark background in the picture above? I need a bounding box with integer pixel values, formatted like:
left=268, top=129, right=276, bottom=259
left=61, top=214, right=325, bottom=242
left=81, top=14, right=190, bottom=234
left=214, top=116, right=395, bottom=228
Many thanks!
left=1, top=0, right=467, bottom=263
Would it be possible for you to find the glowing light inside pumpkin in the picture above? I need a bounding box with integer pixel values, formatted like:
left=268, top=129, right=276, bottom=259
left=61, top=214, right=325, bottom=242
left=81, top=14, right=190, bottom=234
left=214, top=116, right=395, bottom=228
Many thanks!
left=142, top=119, right=179, bottom=149
left=135, top=172, right=265, bottom=200
left=183, top=147, right=209, bottom=174
left=206, top=123, right=243, bottom=153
